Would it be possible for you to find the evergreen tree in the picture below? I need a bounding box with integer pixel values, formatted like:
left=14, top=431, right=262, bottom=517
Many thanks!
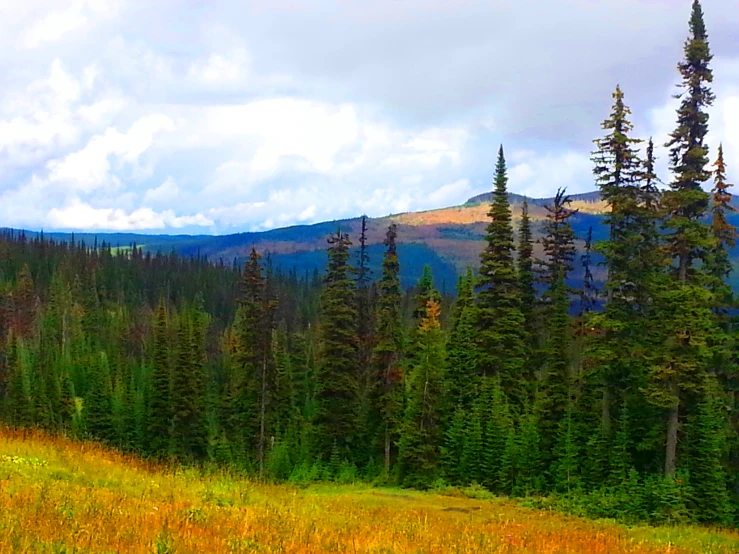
left=170, top=312, right=206, bottom=461
left=477, top=146, right=526, bottom=401
left=412, top=266, right=441, bottom=322
left=85, top=352, right=113, bottom=441
left=5, top=336, right=31, bottom=426
left=687, top=380, right=732, bottom=524
left=518, top=198, right=536, bottom=343
left=663, top=0, right=715, bottom=284
left=537, top=189, right=577, bottom=463
left=230, top=247, right=277, bottom=471
left=398, top=297, right=445, bottom=488
left=445, top=268, right=478, bottom=411
left=707, top=144, right=737, bottom=309
left=148, top=299, right=171, bottom=457
left=371, top=224, right=405, bottom=472
left=654, top=0, right=717, bottom=477
left=316, top=229, right=359, bottom=458
left=591, top=85, right=643, bottom=303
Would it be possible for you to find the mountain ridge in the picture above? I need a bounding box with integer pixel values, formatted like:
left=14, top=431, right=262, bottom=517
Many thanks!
left=6, top=189, right=738, bottom=288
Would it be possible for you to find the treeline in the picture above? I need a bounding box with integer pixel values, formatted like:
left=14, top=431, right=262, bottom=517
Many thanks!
left=1, top=0, right=737, bottom=526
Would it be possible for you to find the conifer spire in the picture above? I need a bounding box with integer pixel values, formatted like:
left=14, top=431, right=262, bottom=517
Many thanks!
left=477, top=146, right=526, bottom=400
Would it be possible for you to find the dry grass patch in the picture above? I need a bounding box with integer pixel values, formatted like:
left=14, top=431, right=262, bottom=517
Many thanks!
left=1, top=427, right=737, bottom=553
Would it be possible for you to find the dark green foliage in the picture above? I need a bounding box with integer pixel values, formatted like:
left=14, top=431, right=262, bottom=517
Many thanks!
left=148, top=299, right=171, bottom=457
left=398, top=294, right=445, bottom=488
left=315, top=229, right=359, bottom=457
left=371, top=224, right=405, bottom=472
left=170, top=311, right=206, bottom=461
left=84, top=352, right=113, bottom=441
left=537, top=189, right=576, bottom=459
left=444, top=268, right=478, bottom=411
left=517, top=199, right=536, bottom=340
left=0, top=1, right=735, bottom=528
left=477, top=146, right=526, bottom=400
left=686, top=383, right=733, bottom=524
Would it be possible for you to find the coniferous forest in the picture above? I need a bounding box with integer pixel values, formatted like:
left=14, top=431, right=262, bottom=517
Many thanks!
left=1, top=0, right=738, bottom=527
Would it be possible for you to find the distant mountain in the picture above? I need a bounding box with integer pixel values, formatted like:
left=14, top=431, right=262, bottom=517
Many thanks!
left=465, top=190, right=602, bottom=207
left=8, top=189, right=739, bottom=290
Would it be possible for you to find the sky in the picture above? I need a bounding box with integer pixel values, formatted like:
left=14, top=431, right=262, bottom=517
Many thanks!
left=0, top=0, right=738, bottom=235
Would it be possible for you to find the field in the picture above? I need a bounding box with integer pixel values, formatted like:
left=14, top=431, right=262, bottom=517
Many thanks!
left=1, top=427, right=738, bottom=553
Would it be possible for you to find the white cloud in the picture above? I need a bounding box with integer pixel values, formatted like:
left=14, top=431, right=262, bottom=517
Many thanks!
left=21, top=7, right=88, bottom=49
left=188, top=50, right=250, bottom=86
left=425, top=179, right=471, bottom=208
left=20, top=0, right=121, bottom=49
left=508, top=150, right=592, bottom=197
left=46, top=114, right=176, bottom=192
left=143, top=176, right=179, bottom=206
left=48, top=199, right=213, bottom=231
left=0, top=0, right=737, bottom=234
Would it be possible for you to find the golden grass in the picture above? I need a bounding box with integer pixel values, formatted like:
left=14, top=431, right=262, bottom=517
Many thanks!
left=1, top=427, right=737, bottom=553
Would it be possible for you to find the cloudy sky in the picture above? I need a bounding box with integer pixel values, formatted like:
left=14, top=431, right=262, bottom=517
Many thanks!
left=0, top=0, right=738, bottom=234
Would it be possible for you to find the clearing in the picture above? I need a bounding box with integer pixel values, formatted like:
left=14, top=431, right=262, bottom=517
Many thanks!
left=0, top=427, right=737, bottom=553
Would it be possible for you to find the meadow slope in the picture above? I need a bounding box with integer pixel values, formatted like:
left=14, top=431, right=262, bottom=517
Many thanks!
left=1, top=427, right=738, bottom=554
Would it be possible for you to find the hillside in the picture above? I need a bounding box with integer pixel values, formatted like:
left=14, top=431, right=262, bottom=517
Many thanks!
left=2, top=426, right=738, bottom=554
left=9, top=188, right=739, bottom=289
left=4, top=191, right=609, bottom=289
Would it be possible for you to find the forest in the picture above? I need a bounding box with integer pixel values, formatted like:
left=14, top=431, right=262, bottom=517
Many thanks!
left=0, top=0, right=737, bottom=528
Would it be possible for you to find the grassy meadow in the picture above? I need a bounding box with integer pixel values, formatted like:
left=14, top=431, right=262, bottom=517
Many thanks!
left=1, top=427, right=738, bottom=553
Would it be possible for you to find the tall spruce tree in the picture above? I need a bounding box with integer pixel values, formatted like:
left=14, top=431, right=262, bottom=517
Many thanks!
left=707, top=144, right=737, bottom=308
left=477, top=146, right=526, bottom=401
left=445, top=268, right=478, bottom=411
left=517, top=198, right=536, bottom=341
left=316, top=229, right=359, bottom=458
left=371, top=224, right=404, bottom=472
left=662, top=0, right=715, bottom=283
left=148, top=299, right=171, bottom=457
left=230, top=247, right=277, bottom=472
left=654, top=0, right=718, bottom=477
left=537, top=189, right=577, bottom=465
left=588, top=87, right=655, bottom=460
left=170, top=311, right=206, bottom=461
left=398, top=296, right=445, bottom=488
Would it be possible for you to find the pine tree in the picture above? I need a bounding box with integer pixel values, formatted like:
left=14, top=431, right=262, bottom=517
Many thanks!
left=371, top=223, right=405, bottom=472
left=518, top=198, right=536, bottom=341
left=229, top=248, right=277, bottom=471
left=687, top=380, right=732, bottom=524
left=413, top=266, right=441, bottom=322
left=537, top=189, right=577, bottom=463
left=591, top=85, right=643, bottom=303
left=553, top=400, right=580, bottom=493
left=663, top=0, right=715, bottom=284
left=514, top=410, right=543, bottom=496
left=316, top=229, right=359, bottom=458
left=5, top=336, right=32, bottom=426
left=588, top=87, right=657, bottom=466
left=477, top=146, right=526, bottom=401
left=654, top=0, right=717, bottom=477
left=14, top=264, right=35, bottom=339
left=85, top=352, right=113, bottom=441
left=445, top=268, right=478, bottom=411
left=148, top=299, right=171, bottom=457
left=441, top=405, right=468, bottom=485
left=170, top=311, right=206, bottom=461
left=707, top=144, right=737, bottom=310
left=398, top=297, right=445, bottom=488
